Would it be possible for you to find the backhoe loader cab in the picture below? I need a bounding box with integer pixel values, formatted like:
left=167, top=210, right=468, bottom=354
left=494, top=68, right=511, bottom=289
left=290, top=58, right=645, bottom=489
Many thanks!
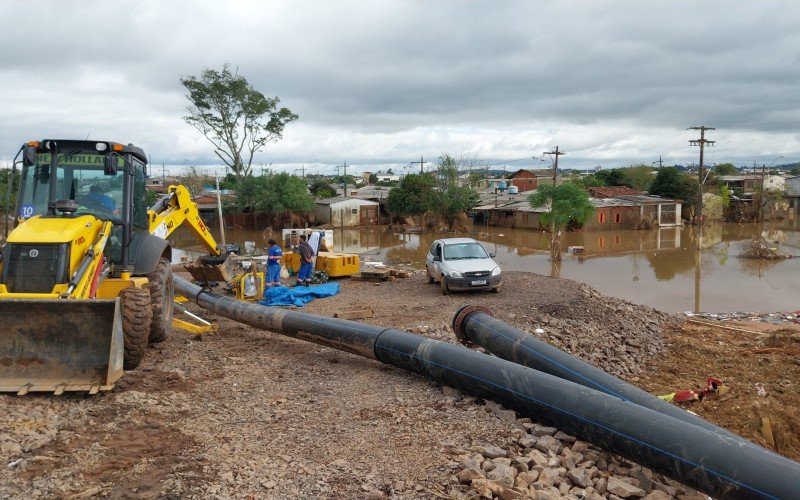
left=12, top=140, right=156, bottom=275
left=0, top=139, right=176, bottom=394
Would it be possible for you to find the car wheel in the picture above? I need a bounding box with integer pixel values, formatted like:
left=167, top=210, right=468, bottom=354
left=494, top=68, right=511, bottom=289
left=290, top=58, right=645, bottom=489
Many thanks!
left=427, top=268, right=435, bottom=284
left=440, top=276, right=450, bottom=295
left=491, top=286, right=500, bottom=293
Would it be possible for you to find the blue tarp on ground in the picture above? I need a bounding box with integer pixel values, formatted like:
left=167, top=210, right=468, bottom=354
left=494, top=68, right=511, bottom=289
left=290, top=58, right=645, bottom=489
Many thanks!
left=259, top=282, right=341, bottom=307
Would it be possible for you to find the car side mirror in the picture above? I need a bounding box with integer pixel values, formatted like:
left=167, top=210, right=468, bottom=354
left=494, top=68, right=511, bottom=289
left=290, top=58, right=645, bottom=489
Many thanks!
left=104, top=155, right=118, bottom=176
left=433, top=255, right=441, bottom=262
left=489, top=252, right=496, bottom=258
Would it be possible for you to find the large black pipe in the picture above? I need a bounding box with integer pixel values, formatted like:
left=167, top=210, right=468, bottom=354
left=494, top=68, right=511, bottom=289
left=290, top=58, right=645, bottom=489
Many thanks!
left=175, top=276, right=800, bottom=499
left=452, top=306, right=749, bottom=443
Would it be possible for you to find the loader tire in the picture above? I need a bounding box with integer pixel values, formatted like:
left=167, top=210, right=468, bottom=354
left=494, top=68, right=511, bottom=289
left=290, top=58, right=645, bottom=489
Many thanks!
left=120, top=287, right=152, bottom=370
left=147, top=257, right=174, bottom=343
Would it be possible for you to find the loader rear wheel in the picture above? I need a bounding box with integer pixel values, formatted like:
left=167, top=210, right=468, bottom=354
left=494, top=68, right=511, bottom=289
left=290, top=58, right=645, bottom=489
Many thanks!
left=147, top=257, right=174, bottom=343
left=120, top=287, right=152, bottom=370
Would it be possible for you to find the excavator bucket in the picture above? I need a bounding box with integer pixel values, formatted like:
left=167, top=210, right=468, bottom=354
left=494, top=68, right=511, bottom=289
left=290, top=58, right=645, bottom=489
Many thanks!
left=184, top=254, right=235, bottom=283
left=0, top=299, right=124, bottom=394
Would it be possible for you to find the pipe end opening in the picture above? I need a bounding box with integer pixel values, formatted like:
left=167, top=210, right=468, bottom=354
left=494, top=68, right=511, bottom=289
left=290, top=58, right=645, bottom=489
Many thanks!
left=452, top=305, right=494, bottom=347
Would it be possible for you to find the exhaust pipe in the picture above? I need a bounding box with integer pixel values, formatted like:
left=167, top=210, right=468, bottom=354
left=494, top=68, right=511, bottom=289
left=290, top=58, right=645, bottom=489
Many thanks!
left=175, top=276, right=800, bottom=499
left=451, top=305, right=749, bottom=444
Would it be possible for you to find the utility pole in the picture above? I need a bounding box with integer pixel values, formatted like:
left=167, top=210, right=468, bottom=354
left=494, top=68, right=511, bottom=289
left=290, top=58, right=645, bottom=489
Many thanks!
left=543, top=146, right=565, bottom=186
left=410, top=155, right=427, bottom=174
left=654, top=156, right=663, bottom=168
left=689, top=126, right=715, bottom=224
left=161, top=163, right=166, bottom=189
left=337, top=162, right=349, bottom=196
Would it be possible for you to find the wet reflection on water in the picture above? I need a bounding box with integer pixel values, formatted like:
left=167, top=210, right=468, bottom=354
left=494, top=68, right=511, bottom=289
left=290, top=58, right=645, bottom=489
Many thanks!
left=171, top=222, right=800, bottom=313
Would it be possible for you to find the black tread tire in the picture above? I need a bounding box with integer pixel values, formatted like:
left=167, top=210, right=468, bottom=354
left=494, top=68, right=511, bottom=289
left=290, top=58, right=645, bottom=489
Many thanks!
left=120, top=287, right=152, bottom=370
left=427, top=268, right=435, bottom=284
left=199, top=254, right=228, bottom=266
left=147, top=257, right=174, bottom=343
left=491, top=286, right=500, bottom=293
left=440, top=276, right=450, bottom=295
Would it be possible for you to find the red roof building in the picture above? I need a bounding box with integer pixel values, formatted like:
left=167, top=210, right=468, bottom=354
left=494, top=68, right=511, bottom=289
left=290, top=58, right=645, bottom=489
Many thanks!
left=509, top=169, right=538, bottom=191
left=587, top=186, right=641, bottom=198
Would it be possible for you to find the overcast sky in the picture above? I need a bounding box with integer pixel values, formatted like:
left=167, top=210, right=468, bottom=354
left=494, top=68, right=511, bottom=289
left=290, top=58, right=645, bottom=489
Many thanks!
left=1, top=1, right=799, bottom=174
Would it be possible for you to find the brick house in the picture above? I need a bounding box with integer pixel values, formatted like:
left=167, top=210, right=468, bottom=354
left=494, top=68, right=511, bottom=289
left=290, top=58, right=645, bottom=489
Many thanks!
left=509, top=169, right=538, bottom=192
left=583, top=198, right=641, bottom=230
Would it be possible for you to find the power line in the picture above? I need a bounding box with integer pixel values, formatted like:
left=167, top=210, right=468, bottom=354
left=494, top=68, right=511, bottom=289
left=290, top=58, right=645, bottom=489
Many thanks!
left=482, top=156, right=535, bottom=167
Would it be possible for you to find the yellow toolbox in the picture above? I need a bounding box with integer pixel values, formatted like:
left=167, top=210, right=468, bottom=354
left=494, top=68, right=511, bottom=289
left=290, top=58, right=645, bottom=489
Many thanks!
left=315, top=252, right=360, bottom=277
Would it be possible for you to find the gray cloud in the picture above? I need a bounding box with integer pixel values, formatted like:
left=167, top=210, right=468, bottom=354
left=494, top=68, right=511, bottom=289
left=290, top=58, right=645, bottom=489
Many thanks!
left=0, top=0, right=798, bottom=169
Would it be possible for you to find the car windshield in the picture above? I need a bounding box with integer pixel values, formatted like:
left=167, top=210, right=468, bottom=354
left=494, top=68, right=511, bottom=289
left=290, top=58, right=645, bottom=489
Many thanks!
left=18, top=152, right=124, bottom=220
left=443, top=242, right=489, bottom=260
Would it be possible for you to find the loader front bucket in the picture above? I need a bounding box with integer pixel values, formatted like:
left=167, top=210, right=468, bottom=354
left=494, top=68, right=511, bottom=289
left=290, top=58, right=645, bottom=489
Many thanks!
left=0, top=299, right=124, bottom=394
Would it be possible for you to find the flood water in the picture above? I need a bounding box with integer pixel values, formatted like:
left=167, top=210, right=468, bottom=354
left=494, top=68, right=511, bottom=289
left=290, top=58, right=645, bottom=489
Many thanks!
left=171, top=222, right=800, bottom=314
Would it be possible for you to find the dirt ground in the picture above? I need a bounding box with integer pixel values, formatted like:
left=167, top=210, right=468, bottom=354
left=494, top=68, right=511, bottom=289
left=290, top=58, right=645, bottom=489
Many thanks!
left=0, top=270, right=798, bottom=498
left=638, top=320, right=800, bottom=461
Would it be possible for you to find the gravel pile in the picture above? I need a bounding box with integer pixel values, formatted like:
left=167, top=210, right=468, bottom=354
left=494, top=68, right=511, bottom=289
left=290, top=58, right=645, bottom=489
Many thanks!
left=441, top=396, right=703, bottom=500
left=496, top=282, right=674, bottom=379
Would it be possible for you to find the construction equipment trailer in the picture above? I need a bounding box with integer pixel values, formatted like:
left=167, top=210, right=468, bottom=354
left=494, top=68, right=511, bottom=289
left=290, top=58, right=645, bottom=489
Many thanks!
left=0, top=139, right=223, bottom=394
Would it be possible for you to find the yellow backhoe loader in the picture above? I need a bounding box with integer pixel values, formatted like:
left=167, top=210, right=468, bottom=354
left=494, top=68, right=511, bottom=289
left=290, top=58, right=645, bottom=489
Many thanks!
left=0, top=139, right=223, bottom=394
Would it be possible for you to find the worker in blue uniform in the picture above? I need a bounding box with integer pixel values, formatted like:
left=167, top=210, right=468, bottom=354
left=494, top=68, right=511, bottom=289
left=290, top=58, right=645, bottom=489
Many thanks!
left=266, top=239, right=283, bottom=287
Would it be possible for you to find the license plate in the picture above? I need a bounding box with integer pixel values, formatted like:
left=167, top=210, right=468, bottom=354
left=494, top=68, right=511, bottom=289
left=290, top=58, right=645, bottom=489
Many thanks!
left=471, top=279, right=487, bottom=286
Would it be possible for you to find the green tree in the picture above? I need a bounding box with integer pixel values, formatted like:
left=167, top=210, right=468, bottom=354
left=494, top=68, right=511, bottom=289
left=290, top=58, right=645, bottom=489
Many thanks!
left=650, top=167, right=699, bottom=220
left=431, top=154, right=480, bottom=229
left=595, top=168, right=630, bottom=187
left=649, top=167, right=685, bottom=199
left=181, top=64, right=298, bottom=183
left=219, top=173, right=237, bottom=190
left=333, top=175, right=356, bottom=189
left=308, top=179, right=336, bottom=198
left=712, top=163, right=738, bottom=176
left=467, top=171, right=485, bottom=188
left=575, top=173, right=607, bottom=188
left=368, top=173, right=378, bottom=184
left=623, top=165, right=655, bottom=191
left=0, top=169, right=19, bottom=216
left=529, top=183, right=595, bottom=261
left=720, top=185, right=731, bottom=210
left=234, top=172, right=314, bottom=213
left=386, top=173, right=435, bottom=217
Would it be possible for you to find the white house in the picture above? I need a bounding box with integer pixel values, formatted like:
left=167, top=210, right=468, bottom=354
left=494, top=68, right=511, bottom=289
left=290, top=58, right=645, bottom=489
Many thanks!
left=314, top=196, right=380, bottom=227
left=374, top=171, right=400, bottom=182
left=763, top=174, right=786, bottom=192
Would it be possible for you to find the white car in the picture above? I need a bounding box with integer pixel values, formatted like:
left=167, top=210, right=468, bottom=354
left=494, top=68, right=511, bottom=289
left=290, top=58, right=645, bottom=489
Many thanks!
left=425, top=237, right=502, bottom=295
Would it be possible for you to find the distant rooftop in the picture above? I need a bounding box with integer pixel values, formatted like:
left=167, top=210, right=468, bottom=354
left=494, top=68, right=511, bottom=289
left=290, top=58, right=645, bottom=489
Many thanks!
left=588, top=186, right=641, bottom=198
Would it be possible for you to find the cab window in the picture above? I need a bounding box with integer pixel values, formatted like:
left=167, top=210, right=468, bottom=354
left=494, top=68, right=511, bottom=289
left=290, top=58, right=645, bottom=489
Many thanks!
left=131, top=159, right=148, bottom=227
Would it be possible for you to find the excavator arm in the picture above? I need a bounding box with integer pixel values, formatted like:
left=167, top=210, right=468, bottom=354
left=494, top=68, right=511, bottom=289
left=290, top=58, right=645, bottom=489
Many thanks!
left=147, top=185, right=222, bottom=256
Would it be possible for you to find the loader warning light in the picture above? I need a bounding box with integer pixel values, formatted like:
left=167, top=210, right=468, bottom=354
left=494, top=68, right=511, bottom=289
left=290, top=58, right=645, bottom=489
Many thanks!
left=27, top=141, right=40, bottom=147
left=112, top=143, right=124, bottom=152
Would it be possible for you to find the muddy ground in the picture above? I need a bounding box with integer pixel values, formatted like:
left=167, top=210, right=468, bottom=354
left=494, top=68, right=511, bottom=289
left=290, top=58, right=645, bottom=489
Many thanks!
left=0, top=270, right=797, bottom=498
